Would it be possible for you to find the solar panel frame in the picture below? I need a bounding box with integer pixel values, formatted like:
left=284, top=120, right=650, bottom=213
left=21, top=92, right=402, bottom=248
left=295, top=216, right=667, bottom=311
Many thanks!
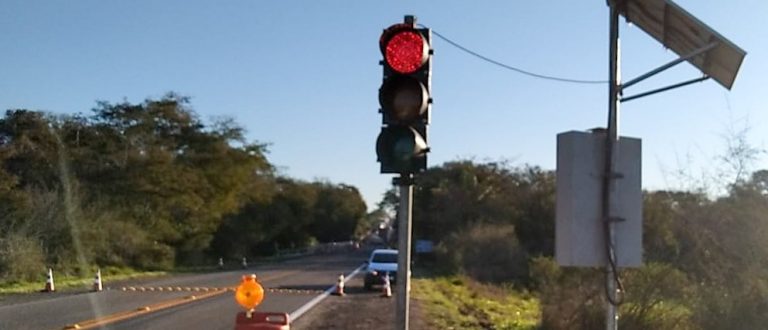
left=616, top=0, right=746, bottom=89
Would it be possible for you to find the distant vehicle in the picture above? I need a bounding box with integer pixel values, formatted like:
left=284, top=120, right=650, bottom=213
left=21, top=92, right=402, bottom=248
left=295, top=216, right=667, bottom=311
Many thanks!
left=363, top=249, right=398, bottom=291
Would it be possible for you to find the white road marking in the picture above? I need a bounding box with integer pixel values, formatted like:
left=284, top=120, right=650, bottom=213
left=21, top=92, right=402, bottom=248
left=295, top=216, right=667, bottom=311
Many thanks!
left=288, top=264, right=366, bottom=321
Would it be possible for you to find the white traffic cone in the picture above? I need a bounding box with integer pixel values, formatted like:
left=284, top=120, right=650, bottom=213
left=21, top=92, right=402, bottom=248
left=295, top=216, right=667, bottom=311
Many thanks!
left=92, top=269, right=103, bottom=292
left=381, top=272, right=391, bottom=298
left=333, top=274, right=345, bottom=296
left=241, top=257, right=248, bottom=269
left=43, top=268, right=55, bottom=292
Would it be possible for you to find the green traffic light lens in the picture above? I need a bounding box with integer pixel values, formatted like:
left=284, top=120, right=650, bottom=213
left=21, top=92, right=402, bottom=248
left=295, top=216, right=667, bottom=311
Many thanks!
left=393, top=137, right=416, bottom=161
left=376, top=126, right=428, bottom=174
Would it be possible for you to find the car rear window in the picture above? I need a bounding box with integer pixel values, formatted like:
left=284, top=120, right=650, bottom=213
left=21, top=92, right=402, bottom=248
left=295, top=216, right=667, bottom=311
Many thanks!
left=372, top=252, right=398, bottom=263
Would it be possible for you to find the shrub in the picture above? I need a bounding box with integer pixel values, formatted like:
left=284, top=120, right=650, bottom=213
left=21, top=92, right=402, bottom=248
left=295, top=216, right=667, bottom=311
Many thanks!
left=530, top=257, right=603, bottom=330
left=436, top=223, right=528, bottom=283
left=0, top=234, right=46, bottom=283
left=88, top=220, right=175, bottom=270
left=620, top=263, right=696, bottom=330
left=531, top=258, right=698, bottom=330
left=692, top=277, right=768, bottom=330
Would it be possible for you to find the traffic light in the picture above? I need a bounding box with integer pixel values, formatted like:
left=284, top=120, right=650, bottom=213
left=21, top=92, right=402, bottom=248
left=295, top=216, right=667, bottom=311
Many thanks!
left=376, top=16, right=432, bottom=174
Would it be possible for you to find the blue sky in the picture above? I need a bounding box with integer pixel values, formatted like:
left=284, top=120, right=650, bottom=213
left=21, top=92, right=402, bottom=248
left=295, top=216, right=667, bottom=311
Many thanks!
left=1, top=1, right=766, bottom=210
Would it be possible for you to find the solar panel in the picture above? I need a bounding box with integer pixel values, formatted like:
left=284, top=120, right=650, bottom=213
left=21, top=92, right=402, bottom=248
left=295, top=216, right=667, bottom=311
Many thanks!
left=616, top=0, right=746, bottom=89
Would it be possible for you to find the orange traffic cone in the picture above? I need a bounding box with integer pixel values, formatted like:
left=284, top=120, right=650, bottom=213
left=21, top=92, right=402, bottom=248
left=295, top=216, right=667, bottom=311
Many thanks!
left=43, top=268, right=55, bottom=292
left=92, top=269, right=103, bottom=292
left=333, top=274, right=345, bottom=296
left=381, top=272, right=391, bottom=298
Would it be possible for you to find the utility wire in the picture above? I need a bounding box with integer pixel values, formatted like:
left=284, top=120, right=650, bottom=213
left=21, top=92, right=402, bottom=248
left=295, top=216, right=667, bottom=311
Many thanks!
left=605, top=228, right=626, bottom=306
left=422, top=23, right=621, bottom=304
left=422, top=25, right=608, bottom=85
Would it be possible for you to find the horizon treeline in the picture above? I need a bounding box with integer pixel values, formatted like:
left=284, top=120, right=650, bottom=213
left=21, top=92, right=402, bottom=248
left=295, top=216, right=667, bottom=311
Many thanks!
left=0, top=94, right=367, bottom=282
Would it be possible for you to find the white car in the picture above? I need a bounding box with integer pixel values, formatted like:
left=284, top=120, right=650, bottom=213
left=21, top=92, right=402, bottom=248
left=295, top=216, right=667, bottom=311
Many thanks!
left=363, top=249, right=398, bottom=290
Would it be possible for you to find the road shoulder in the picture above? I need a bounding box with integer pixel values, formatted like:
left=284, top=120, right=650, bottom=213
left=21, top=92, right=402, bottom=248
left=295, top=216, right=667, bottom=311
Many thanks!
left=291, top=273, right=430, bottom=330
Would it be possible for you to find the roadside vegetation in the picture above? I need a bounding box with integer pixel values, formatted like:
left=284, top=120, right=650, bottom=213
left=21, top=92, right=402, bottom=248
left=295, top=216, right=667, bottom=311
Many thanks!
left=0, top=94, right=367, bottom=290
left=3, top=93, right=767, bottom=329
left=412, top=276, right=539, bottom=330
left=378, top=144, right=768, bottom=329
left=0, top=267, right=166, bottom=294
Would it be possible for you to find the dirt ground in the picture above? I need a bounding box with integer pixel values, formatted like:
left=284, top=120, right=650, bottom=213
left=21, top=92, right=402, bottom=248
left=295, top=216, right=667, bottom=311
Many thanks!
left=292, top=273, right=432, bottom=330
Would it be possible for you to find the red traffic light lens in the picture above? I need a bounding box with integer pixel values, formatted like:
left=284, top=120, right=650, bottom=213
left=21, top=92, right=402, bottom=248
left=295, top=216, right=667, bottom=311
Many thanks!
left=384, top=31, right=427, bottom=74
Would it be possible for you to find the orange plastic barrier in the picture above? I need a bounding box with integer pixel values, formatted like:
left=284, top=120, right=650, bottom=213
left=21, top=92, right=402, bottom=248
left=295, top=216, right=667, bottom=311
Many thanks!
left=234, top=312, right=290, bottom=330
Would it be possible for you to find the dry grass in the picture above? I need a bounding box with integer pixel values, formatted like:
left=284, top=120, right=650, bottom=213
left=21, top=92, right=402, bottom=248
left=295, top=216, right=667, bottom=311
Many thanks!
left=412, top=275, right=540, bottom=330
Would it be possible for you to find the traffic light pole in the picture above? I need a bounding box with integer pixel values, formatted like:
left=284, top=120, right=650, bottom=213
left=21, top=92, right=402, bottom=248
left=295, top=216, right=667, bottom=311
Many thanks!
left=395, top=174, right=414, bottom=330
left=378, top=15, right=430, bottom=329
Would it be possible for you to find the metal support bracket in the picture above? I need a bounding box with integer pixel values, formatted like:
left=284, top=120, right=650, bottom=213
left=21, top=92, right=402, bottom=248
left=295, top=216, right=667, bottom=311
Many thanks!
left=621, top=75, right=710, bottom=102
left=393, top=175, right=415, bottom=186
left=606, top=172, right=625, bottom=179
left=620, top=42, right=718, bottom=92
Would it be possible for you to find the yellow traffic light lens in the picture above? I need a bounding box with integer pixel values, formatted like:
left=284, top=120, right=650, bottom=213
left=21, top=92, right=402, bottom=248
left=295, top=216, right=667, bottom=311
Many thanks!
left=379, top=76, right=428, bottom=122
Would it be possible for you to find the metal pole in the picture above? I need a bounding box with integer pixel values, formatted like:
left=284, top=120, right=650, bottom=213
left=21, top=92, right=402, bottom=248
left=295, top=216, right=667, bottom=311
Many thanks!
left=604, top=4, right=621, bottom=330
left=396, top=175, right=413, bottom=330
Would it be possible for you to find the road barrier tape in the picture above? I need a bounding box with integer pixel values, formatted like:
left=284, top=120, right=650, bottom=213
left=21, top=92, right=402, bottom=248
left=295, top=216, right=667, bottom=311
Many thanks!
left=118, top=285, right=324, bottom=294
left=266, top=287, right=325, bottom=295
left=118, top=286, right=236, bottom=293
left=120, top=286, right=325, bottom=295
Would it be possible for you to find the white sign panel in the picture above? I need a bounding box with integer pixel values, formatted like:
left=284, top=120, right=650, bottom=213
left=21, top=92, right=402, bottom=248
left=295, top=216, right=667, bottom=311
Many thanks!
left=556, top=131, right=642, bottom=268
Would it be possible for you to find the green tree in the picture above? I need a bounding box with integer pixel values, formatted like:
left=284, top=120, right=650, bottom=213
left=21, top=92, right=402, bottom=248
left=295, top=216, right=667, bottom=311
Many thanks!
left=77, top=95, right=273, bottom=263
left=413, top=161, right=555, bottom=258
left=310, top=183, right=367, bottom=242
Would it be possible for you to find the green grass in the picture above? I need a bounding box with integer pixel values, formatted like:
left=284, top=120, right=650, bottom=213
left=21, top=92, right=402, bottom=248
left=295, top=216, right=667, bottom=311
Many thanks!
left=412, top=275, right=540, bottom=330
left=0, top=267, right=167, bottom=294
left=0, top=253, right=307, bottom=294
left=0, top=253, right=308, bottom=294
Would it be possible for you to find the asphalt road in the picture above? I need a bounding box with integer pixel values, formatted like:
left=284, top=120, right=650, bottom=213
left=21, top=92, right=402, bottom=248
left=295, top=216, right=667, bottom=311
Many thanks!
left=0, top=251, right=367, bottom=330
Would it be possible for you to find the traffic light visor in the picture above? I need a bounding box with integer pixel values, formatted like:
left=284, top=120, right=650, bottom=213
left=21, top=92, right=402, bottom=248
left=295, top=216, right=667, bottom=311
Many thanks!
left=381, top=27, right=428, bottom=74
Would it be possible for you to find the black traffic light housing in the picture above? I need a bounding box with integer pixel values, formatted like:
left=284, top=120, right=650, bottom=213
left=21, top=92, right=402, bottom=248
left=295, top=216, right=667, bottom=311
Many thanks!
left=376, top=16, right=432, bottom=174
